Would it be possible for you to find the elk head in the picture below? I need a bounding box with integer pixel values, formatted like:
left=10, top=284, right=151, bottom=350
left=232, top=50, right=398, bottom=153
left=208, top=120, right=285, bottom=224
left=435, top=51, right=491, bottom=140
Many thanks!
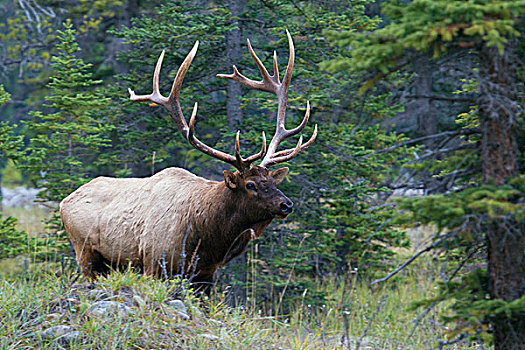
left=128, top=31, right=317, bottom=219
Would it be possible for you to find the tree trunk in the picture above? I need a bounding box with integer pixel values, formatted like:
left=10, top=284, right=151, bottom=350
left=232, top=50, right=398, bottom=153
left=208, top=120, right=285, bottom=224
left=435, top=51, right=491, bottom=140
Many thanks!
left=335, top=225, right=349, bottom=274
left=413, top=57, right=437, bottom=144
left=0, top=171, right=3, bottom=213
left=225, top=0, right=245, bottom=131
left=478, top=44, right=524, bottom=350
left=223, top=0, right=246, bottom=305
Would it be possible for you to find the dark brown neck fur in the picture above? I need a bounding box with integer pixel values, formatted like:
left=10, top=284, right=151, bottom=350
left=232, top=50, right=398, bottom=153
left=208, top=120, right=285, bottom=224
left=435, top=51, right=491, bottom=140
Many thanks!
left=191, top=180, right=274, bottom=274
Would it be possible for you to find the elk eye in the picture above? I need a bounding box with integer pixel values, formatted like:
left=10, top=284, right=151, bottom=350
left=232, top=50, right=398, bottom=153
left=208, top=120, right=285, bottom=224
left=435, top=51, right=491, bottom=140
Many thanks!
left=246, top=182, right=257, bottom=191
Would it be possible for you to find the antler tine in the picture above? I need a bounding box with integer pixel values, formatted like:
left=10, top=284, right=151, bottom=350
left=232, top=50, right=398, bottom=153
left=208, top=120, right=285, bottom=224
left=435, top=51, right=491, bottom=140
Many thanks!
left=130, top=43, right=269, bottom=172
left=262, top=136, right=303, bottom=168
left=281, top=30, right=295, bottom=91
left=217, top=30, right=316, bottom=168
left=258, top=30, right=302, bottom=167
left=286, top=100, right=310, bottom=138
left=273, top=51, right=279, bottom=82
left=188, top=103, right=247, bottom=168
left=247, top=38, right=281, bottom=86
left=234, top=131, right=243, bottom=165
left=270, top=124, right=318, bottom=159
left=244, top=131, right=267, bottom=163
left=233, top=131, right=268, bottom=170
left=128, top=50, right=169, bottom=106
left=217, top=39, right=279, bottom=94
left=128, top=43, right=200, bottom=138
left=167, top=41, right=200, bottom=138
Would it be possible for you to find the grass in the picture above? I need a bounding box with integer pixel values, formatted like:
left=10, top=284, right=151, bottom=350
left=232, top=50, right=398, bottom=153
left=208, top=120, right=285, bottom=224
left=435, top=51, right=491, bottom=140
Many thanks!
left=0, top=208, right=486, bottom=349
left=0, top=259, right=485, bottom=349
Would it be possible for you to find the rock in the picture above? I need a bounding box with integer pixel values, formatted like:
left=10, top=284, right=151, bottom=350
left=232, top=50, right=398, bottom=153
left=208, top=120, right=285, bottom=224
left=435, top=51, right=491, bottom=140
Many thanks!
left=41, top=325, right=75, bottom=339
left=62, top=331, right=82, bottom=343
left=41, top=325, right=82, bottom=344
left=132, top=295, right=146, bottom=308
left=200, top=333, right=220, bottom=341
left=166, top=299, right=187, bottom=314
left=166, top=308, right=190, bottom=321
left=88, top=301, right=133, bottom=318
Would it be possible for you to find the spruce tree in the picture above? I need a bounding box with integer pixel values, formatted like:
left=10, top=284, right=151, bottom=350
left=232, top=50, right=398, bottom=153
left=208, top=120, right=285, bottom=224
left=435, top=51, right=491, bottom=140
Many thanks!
left=23, top=20, right=113, bottom=227
left=324, top=1, right=524, bottom=348
left=0, top=84, right=23, bottom=207
left=0, top=84, right=28, bottom=258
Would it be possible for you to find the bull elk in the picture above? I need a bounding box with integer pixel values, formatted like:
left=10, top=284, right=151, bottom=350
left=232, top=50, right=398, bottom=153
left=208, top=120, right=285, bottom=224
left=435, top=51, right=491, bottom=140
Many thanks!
left=60, top=31, right=317, bottom=287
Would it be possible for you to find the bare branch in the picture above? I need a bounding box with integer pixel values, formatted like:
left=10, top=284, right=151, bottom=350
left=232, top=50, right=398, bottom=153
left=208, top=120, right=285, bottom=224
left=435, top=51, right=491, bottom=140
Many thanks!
left=407, top=95, right=476, bottom=103
left=371, top=232, right=457, bottom=285
left=364, top=128, right=480, bottom=158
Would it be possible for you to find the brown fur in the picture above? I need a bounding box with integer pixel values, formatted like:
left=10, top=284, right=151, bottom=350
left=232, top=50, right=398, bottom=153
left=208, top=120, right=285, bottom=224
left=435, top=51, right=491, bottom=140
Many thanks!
left=60, top=165, right=291, bottom=283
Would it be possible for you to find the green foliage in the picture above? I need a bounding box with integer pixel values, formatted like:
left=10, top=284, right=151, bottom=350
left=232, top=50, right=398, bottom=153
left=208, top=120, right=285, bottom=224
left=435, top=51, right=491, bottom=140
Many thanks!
left=104, top=3, right=234, bottom=174
left=0, top=84, right=10, bottom=105
left=322, top=1, right=525, bottom=346
left=0, top=85, right=23, bottom=164
left=20, top=21, right=114, bottom=254
left=0, top=85, right=24, bottom=192
left=22, top=21, right=113, bottom=205
left=230, top=122, right=413, bottom=309
left=0, top=216, right=29, bottom=259
left=412, top=267, right=525, bottom=345
left=396, top=182, right=523, bottom=231
left=0, top=121, right=23, bottom=163
left=1, top=160, right=24, bottom=188
left=323, top=0, right=525, bottom=76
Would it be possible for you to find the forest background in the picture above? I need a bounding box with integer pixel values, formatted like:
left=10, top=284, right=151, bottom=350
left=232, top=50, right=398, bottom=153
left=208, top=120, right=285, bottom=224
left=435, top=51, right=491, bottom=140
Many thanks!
left=0, top=0, right=523, bottom=349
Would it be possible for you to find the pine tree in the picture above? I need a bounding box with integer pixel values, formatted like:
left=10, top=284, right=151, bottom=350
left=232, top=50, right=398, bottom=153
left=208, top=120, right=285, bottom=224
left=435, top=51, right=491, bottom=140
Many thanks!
left=22, top=20, right=113, bottom=228
left=0, top=84, right=24, bottom=208
left=0, top=84, right=29, bottom=258
left=324, top=1, right=525, bottom=348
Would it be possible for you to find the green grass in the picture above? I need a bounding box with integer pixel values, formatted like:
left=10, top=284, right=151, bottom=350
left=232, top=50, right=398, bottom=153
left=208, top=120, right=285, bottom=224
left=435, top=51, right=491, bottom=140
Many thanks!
left=0, top=259, right=486, bottom=349
left=0, top=208, right=486, bottom=349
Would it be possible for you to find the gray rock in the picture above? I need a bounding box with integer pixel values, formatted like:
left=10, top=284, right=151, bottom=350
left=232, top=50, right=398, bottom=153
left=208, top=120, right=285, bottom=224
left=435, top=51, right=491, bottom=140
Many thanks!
left=62, top=331, right=82, bottom=342
left=132, top=295, right=146, bottom=308
left=200, top=333, right=220, bottom=341
left=88, top=301, right=133, bottom=318
left=41, top=325, right=75, bottom=339
left=41, top=326, right=82, bottom=344
left=166, top=299, right=187, bottom=314
left=166, top=308, right=190, bottom=321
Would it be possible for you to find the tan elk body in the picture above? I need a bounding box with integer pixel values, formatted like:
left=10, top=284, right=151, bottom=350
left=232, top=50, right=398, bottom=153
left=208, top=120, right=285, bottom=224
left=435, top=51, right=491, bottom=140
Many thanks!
left=60, top=31, right=317, bottom=285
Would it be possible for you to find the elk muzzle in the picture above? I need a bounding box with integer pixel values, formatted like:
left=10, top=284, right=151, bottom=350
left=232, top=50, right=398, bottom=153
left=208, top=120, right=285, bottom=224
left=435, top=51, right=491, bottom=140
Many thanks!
left=278, top=197, right=294, bottom=217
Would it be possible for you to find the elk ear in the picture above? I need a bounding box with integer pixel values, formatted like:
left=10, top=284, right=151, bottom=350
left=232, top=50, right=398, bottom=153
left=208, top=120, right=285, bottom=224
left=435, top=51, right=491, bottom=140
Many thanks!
left=223, top=170, right=238, bottom=189
left=270, top=167, right=289, bottom=185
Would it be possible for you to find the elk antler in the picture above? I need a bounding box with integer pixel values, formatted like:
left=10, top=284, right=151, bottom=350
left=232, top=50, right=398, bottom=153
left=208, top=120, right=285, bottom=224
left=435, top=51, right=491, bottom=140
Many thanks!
left=217, top=30, right=317, bottom=168
left=128, top=42, right=266, bottom=172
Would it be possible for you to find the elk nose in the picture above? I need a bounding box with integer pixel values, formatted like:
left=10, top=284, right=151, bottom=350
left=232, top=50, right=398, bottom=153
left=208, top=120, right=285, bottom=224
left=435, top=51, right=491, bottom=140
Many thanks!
left=280, top=199, right=294, bottom=215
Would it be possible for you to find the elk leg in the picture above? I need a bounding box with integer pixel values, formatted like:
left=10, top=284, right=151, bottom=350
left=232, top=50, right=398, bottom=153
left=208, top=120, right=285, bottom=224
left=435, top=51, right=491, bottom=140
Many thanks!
left=72, top=241, right=98, bottom=279
left=71, top=238, right=112, bottom=278
left=221, top=228, right=255, bottom=265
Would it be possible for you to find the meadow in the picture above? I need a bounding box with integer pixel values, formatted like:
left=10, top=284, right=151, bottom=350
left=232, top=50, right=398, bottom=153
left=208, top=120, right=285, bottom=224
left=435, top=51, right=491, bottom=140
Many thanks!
left=0, top=207, right=484, bottom=349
